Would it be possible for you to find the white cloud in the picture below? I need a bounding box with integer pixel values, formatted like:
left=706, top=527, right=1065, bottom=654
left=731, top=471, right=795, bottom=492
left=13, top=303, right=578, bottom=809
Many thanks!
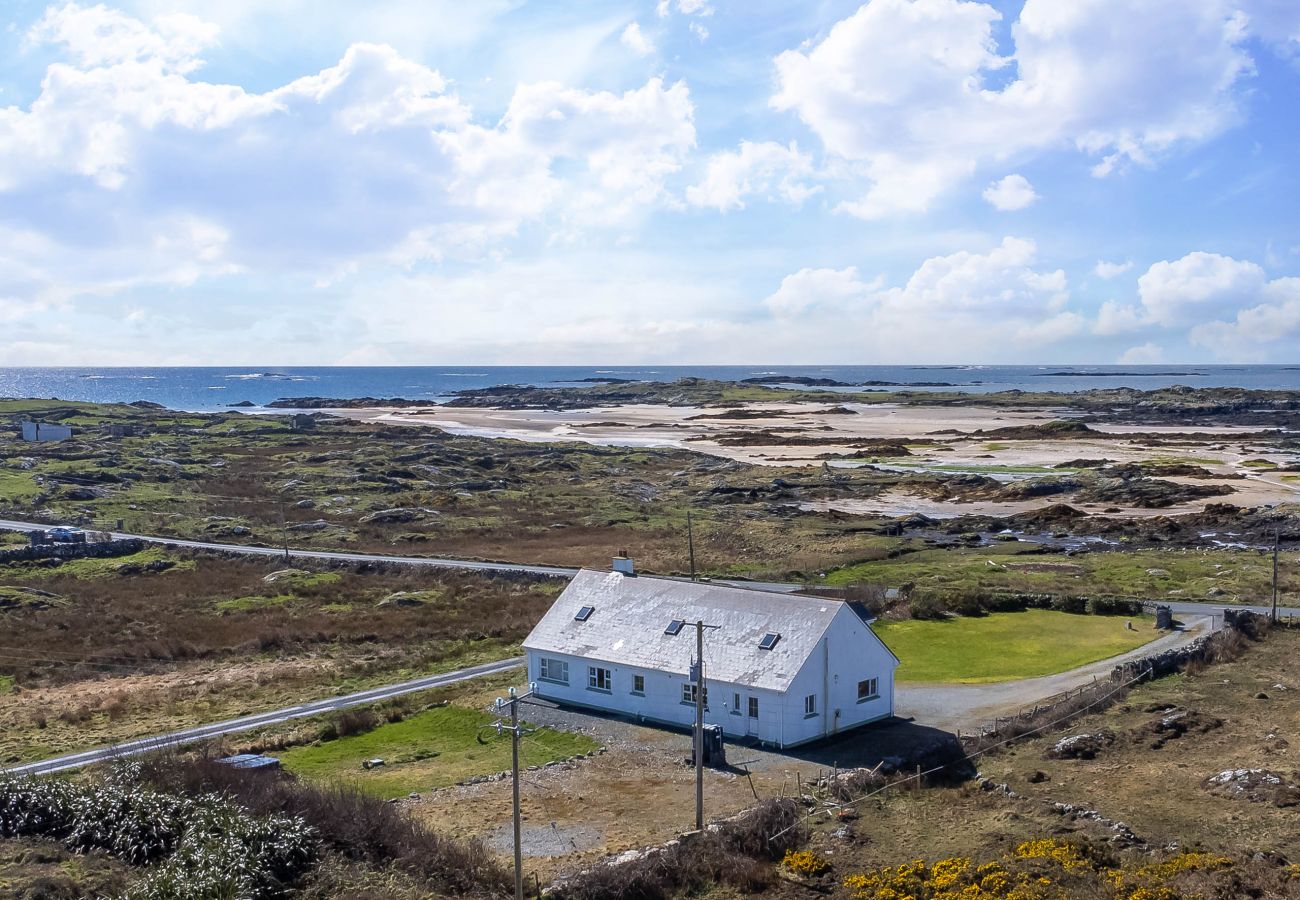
left=764, top=266, right=877, bottom=318
left=657, top=0, right=712, bottom=17
left=1118, top=342, right=1165, bottom=364
left=1189, top=276, right=1300, bottom=357
left=1107, top=249, right=1300, bottom=360
left=687, top=141, right=818, bottom=211
left=982, top=174, right=1039, bottom=211
left=1094, top=300, right=1146, bottom=335
left=1094, top=259, right=1134, bottom=279
left=761, top=237, right=1082, bottom=356
left=1238, top=0, right=1300, bottom=58
left=771, top=0, right=1256, bottom=217
left=29, top=3, right=219, bottom=73
left=0, top=4, right=695, bottom=302
left=620, top=21, right=653, bottom=57
left=1137, top=251, right=1268, bottom=326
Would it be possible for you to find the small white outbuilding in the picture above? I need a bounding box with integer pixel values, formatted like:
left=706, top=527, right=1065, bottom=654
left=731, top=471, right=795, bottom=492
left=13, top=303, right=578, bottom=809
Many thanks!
left=20, top=421, right=72, bottom=442
left=523, top=566, right=899, bottom=749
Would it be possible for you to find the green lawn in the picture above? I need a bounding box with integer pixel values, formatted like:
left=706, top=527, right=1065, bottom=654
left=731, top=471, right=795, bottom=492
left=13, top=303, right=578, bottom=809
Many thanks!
left=872, top=609, right=1158, bottom=684
left=276, top=705, right=598, bottom=798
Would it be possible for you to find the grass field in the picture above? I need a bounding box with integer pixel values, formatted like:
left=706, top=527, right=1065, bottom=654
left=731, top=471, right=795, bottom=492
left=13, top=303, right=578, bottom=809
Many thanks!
left=824, top=543, right=1289, bottom=603
left=872, top=609, right=1158, bottom=683
left=276, top=705, right=598, bottom=797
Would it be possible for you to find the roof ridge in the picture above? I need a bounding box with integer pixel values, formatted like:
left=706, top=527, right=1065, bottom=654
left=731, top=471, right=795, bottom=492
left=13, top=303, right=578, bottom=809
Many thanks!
left=573, top=568, right=842, bottom=607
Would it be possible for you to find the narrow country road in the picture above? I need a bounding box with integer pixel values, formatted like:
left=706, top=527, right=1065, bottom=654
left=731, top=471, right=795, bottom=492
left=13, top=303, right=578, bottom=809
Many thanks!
left=2, top=518, right=1293, bottom=774
left=3, top=657, right=525, bottom=778
left=0, top=517, right=581, bottom=577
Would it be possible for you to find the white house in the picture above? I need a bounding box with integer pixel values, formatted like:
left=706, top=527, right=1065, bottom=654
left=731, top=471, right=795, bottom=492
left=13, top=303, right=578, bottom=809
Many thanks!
left=523, top=565, right=899, bottom=749
left=20, top=421, right=72, bottom=442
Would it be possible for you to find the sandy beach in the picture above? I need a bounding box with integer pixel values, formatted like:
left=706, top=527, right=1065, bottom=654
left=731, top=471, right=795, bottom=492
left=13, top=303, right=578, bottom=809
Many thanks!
left=328, top=401, right=1300, bottom=518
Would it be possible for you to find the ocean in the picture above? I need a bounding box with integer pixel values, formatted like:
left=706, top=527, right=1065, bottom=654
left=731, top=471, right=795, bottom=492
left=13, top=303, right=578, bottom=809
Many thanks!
left=1, top=365, right=1298, bottom=412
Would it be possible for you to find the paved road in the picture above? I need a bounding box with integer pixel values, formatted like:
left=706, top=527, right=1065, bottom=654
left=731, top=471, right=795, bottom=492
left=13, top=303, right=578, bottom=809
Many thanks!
left=3, top=517, right=1294, bottom=773
left=0, top=517, right=583, bottom=578
left=0, top=518, right=826, bottom=595
left=3, top=656, right=525, bottom=778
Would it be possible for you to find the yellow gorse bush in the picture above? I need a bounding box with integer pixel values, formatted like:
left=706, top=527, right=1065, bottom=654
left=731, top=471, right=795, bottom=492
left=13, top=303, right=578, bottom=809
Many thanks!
left=782, top=848, right=831, bottom=877
left=842, top=840, right=1237, bottom=900
left=1012, top=839, right=1090, bottom=872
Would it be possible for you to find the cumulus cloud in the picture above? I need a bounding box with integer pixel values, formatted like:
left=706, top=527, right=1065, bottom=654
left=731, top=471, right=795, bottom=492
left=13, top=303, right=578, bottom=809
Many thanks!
left=620, top=22, right=653, bottom=56
left=687, top=141, right=819, bottom=211
left=656, top=0, right=712, bottom=17
left=983, top=174, right=1039, bottom=211
left=771, top=0, right=1258, bottom=217
left=1119, top=342, right=1165, bottom=364
left=1095, top=259, right=1134, bottom=279
left=0, top=4, right=696, bottom=303
left=1087, top=249, right=1300, bottom=359
left=1188, top=276, right=1300, bottom=357
left=1094, top=300, right=1146, bottom=336
left=1137, top=251, right=1268, bottom=326
left=761, top=237, right=1082, bottom=357
left=764, top=266, right=877, bottom=318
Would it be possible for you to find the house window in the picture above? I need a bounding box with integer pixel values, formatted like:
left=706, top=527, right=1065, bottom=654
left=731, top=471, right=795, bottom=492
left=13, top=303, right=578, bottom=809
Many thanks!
left=681, top=684, right=708, bottom=707
left=632, top=674, right=645, bottom=695
left=574, top=605, right=595, bottom=622
left=731, top=692, right=741, bottom=715
left=857, top=678, right=879, bottom=702
left=588, top=666, right=612, bottom=692
left=665, top=619, right=685, bottom=636
left=758, top=632, right=780, bottom=650
left=804, top=694, right=818, bottom=718
left=748, top=697, right=759, bottom=719
left=538, top=658, right=568, bottom=685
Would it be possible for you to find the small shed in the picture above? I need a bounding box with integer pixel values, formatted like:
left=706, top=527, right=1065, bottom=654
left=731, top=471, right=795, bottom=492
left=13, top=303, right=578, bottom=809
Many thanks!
left=20, top=421, right=72, bottom=442
left=215, top=753, right=282, bottom=771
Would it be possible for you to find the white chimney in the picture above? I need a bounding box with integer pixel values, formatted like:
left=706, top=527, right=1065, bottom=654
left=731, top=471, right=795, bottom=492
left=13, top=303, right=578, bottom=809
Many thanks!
left=612, top=553, right=635, bottom=576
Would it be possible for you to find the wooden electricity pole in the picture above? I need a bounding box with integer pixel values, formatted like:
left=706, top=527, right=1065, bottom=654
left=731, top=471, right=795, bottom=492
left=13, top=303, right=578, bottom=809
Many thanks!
left=1273, top=529, right=1280, bottom=624
left=695, top=620, right=704, bottom=831
left=278, top=496, right=290, bottom=562
left=492, top=684, right=537, bottom=900
left=691, top=620, right=720, bottom=832
left=687, top=511, right=697, bottom=581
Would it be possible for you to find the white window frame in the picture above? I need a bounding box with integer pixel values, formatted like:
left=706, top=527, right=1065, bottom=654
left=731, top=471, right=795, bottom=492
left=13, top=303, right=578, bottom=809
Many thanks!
left=681, top=683, right=709, bottom=708
left=748, top=696, right=759, bottom=719
left=538, top=657, right=568, bottom=685
left=857, top=677, right=880, bottom=703
left=588, top=665, right=612, bottom=693
left=631, top=674, right=645, bottom=695
left=730, top=692, right=741, bottom=715
left=804, top=693, right=818, bottom=718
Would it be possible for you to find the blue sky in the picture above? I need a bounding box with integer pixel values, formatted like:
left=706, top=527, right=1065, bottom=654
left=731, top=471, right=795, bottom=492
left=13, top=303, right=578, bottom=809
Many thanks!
left=0, top=0, right=1297, bottom=365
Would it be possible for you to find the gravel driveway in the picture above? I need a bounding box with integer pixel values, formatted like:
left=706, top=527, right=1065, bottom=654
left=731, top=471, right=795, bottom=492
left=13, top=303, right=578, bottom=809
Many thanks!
left=895, top=616, right=1215, bottom=732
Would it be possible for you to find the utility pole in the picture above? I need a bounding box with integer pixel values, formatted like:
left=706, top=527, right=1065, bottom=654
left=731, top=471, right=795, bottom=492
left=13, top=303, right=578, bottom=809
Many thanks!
left=278, top=495, right=290, bottom=562
left=687, top=511, right=697, bottom=581
left=690, top=620, right=720, bottom=831
left=1272, top=528, right=1280, bottom=624
left=492, top=683, right=537, bottom=900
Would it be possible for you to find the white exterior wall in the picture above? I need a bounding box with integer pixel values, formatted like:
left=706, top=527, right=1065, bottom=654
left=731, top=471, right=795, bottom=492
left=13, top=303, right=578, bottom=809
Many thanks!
left=20, top=422, right=72, bottom=442
left=526, top=604, right=896, bottom=749
left=778, top=605, right=897, bottom=748
left=526, top=649, right=786, bottom=744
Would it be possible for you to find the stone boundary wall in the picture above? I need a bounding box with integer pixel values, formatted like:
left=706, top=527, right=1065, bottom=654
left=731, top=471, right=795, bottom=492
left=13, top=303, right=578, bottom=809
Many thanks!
left=0, top=538, right=144, bottom=564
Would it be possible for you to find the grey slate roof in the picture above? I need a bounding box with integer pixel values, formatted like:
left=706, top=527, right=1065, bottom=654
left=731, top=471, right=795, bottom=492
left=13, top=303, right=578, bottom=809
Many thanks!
left=523, top=570, right=873, bottom=692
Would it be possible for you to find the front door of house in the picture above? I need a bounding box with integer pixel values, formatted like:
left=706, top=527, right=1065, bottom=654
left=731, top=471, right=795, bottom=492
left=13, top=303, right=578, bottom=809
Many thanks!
left=746, top=696, right=759, bottom=735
